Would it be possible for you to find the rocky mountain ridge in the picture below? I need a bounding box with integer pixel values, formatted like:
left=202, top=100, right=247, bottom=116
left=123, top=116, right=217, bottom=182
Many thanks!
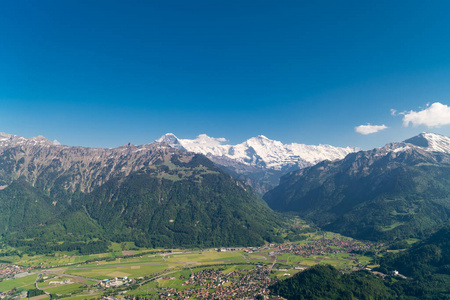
left=0, top=132, right=182, bottom=193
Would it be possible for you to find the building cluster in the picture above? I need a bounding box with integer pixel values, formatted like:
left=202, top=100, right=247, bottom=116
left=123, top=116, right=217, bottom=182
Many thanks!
left=216, top=245, right=273, bottom=253
left=101, top=277, right=134, bottom=288
left=216, top=247, right=246, bottom=252
left=271, top=239, right=375, bottom=256
left=49, top=279, right=74, bottom=285
left=155, top=266, right=274, bottom=299
left=243, top=246, right=271, bottom=253
left=0, top=290, right=27, bottom=299
left=0, top=264, right=31, bottom=278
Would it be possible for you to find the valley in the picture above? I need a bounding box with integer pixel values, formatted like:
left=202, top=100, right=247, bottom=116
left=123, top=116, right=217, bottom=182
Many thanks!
left=0, top=229, right=380, bottom=299
left=3, top=2, right=450, bottom=298
left=1, top=132, right=450, bottom=299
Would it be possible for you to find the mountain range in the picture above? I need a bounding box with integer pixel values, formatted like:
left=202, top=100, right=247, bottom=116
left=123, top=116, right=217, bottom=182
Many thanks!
left=264, top=132, right=450, bottom=241
left=2, top=130, right=450, bottom=252
left=0, top=132, right=283, bottom=253
left=2, top=130, right=450, bottom=298
left=157, top=133, right=357, bottom=194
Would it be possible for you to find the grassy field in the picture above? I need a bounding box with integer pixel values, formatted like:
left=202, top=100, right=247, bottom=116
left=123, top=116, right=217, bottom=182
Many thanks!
left=7, top=252, right=116, bottom=268
left=60, top=294, right=102, bottom=300
left=4, top=245, right=168, bottom=269
left=0, top=274, right=37, bottom=291
left=66, top=254, right=165, bottom=270
left=64, top=263, right=169, bottom=280
left=221, top=264, right=254, bottom=274
left=165, top=250, right=243, bottom=263
left=131, top=281, right=159, bottom=296
left=43, top=283, right=84, bottom=295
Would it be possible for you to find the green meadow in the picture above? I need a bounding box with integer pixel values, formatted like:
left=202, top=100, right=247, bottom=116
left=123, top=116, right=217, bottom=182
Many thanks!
left=43, top=283, right=84, bottom=295
left=0, top=274, right=37, bottom=291
left=64, top=264, right=169, bottom=280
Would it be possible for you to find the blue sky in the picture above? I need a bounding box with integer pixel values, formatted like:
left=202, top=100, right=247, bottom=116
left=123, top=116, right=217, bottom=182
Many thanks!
left=1, top=0, right=450, bottom=149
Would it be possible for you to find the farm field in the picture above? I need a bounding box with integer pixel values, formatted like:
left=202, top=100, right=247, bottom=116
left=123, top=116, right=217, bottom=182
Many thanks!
left=42, top=283, right=84, bottom=295
left=64, top=264, right=169, bottom=280
left=0, top=273, right=37, bottom=291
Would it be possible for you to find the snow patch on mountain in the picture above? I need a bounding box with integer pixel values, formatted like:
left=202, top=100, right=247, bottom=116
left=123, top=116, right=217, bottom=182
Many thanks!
left=420, top=132, right=450, bottom=153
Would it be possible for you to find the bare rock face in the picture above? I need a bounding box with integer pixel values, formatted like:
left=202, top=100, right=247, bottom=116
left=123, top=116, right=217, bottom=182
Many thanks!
left=0, top=132, right=188, bottom=193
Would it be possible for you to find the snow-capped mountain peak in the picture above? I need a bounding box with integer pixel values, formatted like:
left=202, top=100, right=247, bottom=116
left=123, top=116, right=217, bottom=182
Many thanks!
left=0, top=132, right=14, bottom=140
left=156, top=133, right=185, bottom=150
left=404, top=132, right=450, bottom=154
left=0, top=133, right=58, bottom=148
left=156, top=133, right=178, bottom=143
left=245, top=135, right=280, bottom=147
left=254, top=134, right=269, bottom=140
left=156, top=133, right=358, bottom=171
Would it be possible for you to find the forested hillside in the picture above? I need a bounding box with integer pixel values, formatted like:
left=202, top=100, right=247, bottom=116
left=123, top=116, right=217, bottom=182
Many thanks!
left=264, top=133, right=450, bottom=241
left=269, top=264, right=396, bottom=299
left=375, top=225, right=450, bottom=299
left=0, top=133, right=284, bottom=254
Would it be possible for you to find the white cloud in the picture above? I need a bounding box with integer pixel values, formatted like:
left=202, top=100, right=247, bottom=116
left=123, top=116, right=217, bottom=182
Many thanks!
left=390, top=109, right=397, bottom=116
left=355, top=124, right=388, bottom=135
left=403, top=102, right=450, bottom=128
left=195, top=134, right=228, bottom=144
